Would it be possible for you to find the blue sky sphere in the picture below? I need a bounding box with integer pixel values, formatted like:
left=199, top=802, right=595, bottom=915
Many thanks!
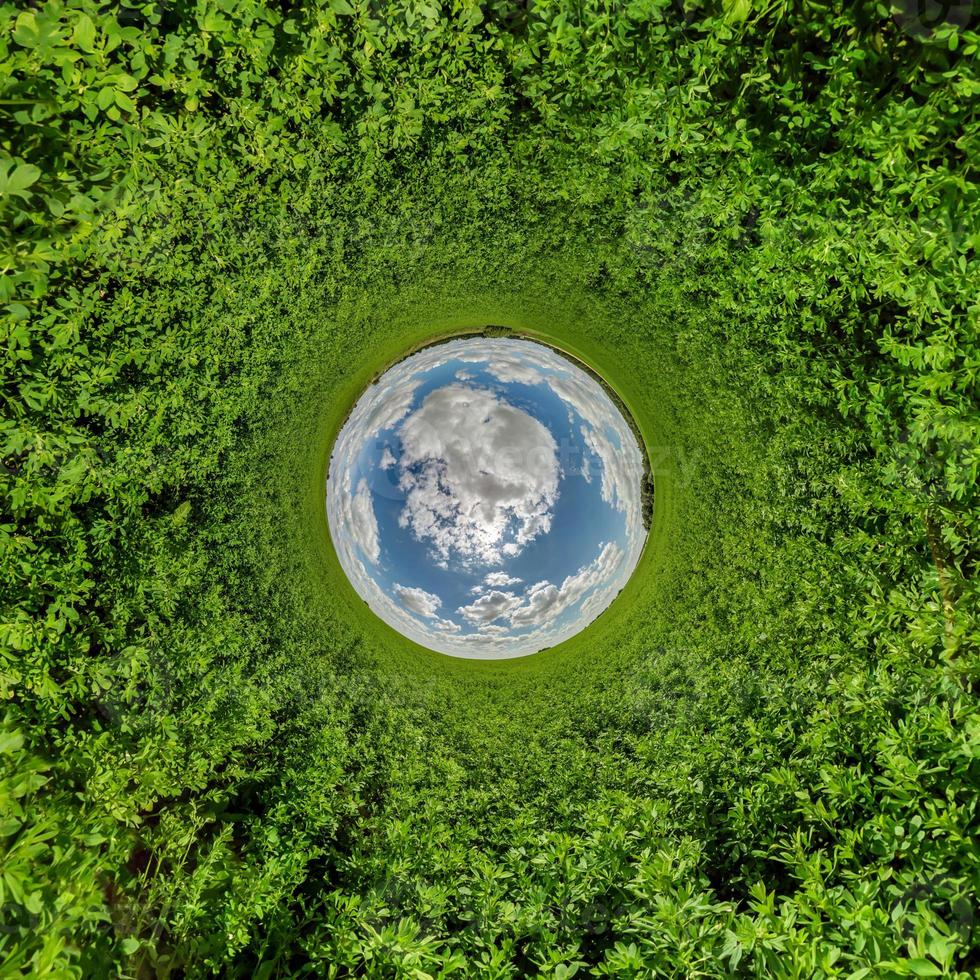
left=326, top=338, right=647, bottom=658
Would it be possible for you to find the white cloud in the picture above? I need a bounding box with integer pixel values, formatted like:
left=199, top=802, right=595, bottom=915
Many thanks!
left=470, top=571, right=522, bottom=593
left=347, top=478, right=380, bottom=564
left=507, top=580, right=563, bottom=629
left=341, top=536, right=634, bottom=660
left=546, top=371, right=644, bottom=534
left=459, top=541, right=624, bottom=635
left=379, top=446, right=397, bottom=469
left=581, top=424, right=639, bottom=529
left=508, top=541, right=623, bottom=629
left=427, top=337, right=645, bottom=539
left=457, top=589, right=522, bottom=625
left=360, top=379, right=419, bottom=439
left=456, top=346, right=545, bottom=386
left=460, top=631, right=516, bottom=646
left=393, top=583, right=442, bottom=619
left=397, top=384, right=559, bottom=564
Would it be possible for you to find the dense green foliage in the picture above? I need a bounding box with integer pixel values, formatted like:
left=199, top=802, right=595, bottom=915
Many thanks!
left=3, top=0, right=978, bottom=976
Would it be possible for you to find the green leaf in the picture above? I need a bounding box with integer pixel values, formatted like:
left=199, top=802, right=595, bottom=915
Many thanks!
left=905, top=960, right=944, bottom=977
left=0, top=161, right=42, bottom=200
left=73, top=14, right=96, bottom=52
left=0, top=730, right=24, bottom=754
left=724, top=0, right=752, bottom=23
left=201, top=13, right=228, bottom=32
left=13, top=12, right=38, bottom=48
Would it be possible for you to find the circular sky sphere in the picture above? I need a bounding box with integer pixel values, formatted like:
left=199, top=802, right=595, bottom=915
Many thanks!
left=327, top=337, right=648, bottom=658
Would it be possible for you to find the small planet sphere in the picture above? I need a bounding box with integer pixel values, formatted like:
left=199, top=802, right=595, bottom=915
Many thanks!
left=327, top=336, right=648, bottom=658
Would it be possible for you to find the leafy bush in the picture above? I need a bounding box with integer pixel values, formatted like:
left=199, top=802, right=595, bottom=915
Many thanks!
left=2, top=1, right=977, bottom=977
